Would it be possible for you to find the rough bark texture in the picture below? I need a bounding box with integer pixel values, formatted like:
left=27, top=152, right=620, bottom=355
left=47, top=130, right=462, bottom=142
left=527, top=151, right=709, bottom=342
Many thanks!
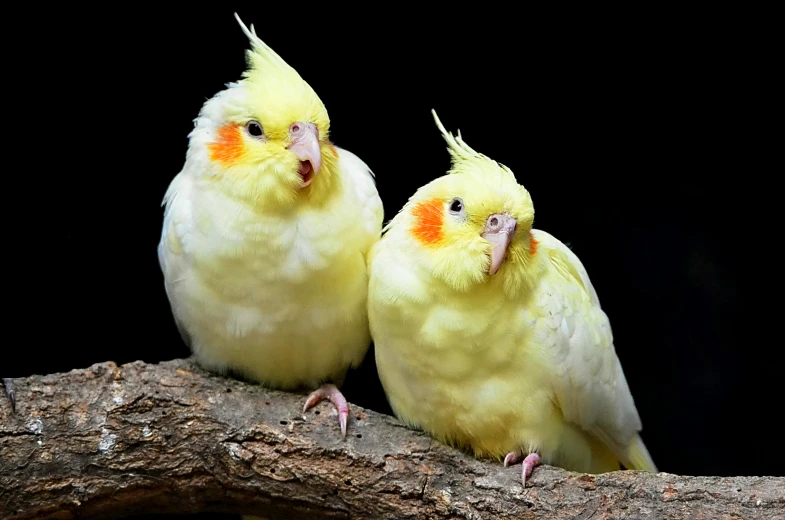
left=1, top=359, right=782, bottom=520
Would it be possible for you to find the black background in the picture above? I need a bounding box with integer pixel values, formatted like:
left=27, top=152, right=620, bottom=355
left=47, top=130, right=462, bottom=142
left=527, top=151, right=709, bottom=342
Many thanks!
left=5, top=6, right=780, bottom=519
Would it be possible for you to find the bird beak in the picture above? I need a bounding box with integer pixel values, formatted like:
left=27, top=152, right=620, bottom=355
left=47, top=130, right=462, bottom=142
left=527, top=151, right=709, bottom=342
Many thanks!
left=287, top=121, right=322, bottom=188
left=481, top=214, right=518, bottom=275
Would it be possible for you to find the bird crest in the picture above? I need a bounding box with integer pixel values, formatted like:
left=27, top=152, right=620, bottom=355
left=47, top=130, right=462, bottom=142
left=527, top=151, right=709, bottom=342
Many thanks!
left=232, top=13, right=329, bottom=133
left=234, top=14, right=302, bottom=84
left=431, top=109, right=516, bottom=182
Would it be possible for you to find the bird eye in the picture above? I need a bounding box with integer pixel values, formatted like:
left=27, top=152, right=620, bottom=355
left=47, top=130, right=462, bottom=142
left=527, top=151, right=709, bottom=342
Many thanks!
left=449, top=197, right=464, bottom=214
left=245, top=120, right=264, bottom=138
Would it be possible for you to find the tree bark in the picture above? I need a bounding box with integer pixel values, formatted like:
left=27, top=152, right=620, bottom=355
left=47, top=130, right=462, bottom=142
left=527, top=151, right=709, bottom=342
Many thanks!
left=0, top=359, right=782, bottom=520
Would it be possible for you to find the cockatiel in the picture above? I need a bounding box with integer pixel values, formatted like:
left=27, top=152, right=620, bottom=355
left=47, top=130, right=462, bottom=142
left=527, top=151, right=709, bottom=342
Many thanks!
left=368, top=110, right=656, bottom=486
left=158, top=13, right=383, bottom=439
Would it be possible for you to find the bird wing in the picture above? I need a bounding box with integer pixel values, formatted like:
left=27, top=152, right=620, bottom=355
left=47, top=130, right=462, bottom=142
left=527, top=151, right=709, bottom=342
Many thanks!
left=532, top=228, right=645, bottom=467
left=334, top=146, right=384, bottom=260
left=157, top=172, right=194, bottom=348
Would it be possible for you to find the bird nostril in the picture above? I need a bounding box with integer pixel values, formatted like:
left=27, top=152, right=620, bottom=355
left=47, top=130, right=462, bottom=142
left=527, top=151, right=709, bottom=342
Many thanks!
left=291, top=124, right=300, bottom=133
left=490, top=217, right=499, bottom=227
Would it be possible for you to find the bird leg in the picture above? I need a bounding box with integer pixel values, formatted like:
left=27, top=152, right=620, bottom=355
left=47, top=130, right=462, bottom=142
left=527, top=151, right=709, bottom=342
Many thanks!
left=503, top=450, right=541, bottom=488
left=302, top=383, right=350, bottom=439
left=2, top=378, right=15, bottom=413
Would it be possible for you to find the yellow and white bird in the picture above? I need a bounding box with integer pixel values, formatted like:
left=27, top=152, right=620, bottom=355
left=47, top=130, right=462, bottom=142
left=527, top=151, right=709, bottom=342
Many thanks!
left=368, top=110, right=656, bottom=486
left=158, top=13, right=383, bottom=438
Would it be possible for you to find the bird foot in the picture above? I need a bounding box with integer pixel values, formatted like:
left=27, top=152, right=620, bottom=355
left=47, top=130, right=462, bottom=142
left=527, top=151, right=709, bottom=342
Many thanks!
left=2, top=378, right=15, bottom=413
left=503, top=450, right=541, bottom=488
left=302, top=383, right=350, bottom=439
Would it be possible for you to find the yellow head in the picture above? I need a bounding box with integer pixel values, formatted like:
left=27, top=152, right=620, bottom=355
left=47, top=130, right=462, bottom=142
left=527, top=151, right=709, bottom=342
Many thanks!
left=386, top=110, right=540, bottom=293
left=184, top=13, right=339, bottom=209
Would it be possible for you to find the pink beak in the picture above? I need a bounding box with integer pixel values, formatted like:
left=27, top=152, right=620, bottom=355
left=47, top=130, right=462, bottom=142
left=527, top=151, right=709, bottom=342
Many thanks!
left=481, top=213, right=518, bottom=275
left=286, top=121, right=322, bottom=188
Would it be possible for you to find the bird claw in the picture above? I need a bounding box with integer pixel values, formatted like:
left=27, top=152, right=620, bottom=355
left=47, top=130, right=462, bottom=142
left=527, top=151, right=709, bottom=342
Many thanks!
left=520, top=453, right=541, bottom=488
left=504, top=450, right=522, bottom=467
left=504, top=450, right=541, bottom=487
left=2, top=378, right=15, bottom=413
left=302, top=383, right=350, bottom=439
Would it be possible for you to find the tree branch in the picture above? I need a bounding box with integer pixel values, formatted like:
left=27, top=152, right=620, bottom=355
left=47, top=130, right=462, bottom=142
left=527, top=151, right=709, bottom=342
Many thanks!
left=1, top=359, right=782, bottom=520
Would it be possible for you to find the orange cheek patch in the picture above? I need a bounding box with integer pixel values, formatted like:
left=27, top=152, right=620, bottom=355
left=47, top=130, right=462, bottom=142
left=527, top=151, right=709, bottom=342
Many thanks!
left=207, top=124, right=246, bottom=165
left=411, top=198, right=445, bottom=246
left=328, top=142, right=339, bottom=158
left=529, top=231, right=539, bottom=255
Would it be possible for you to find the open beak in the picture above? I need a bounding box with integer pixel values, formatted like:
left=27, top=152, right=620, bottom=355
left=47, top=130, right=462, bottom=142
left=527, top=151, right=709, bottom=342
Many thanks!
left=481, top=213, right=518, bottom=275
left=286, top=121, right=322, bottom=188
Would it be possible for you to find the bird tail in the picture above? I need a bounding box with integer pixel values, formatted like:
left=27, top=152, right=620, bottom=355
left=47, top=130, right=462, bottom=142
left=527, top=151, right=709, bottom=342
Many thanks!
left=626, top=433, right=658, bottom=472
